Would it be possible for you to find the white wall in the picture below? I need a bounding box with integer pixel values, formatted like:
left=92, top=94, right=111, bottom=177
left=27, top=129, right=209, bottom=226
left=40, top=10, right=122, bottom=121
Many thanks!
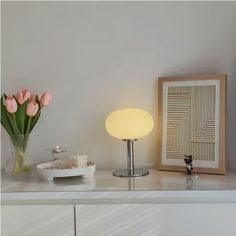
left=1, top=2, right=236, bottom=171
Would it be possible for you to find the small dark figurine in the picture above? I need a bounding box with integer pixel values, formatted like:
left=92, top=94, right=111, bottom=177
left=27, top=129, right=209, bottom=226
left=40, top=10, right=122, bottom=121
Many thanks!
left=184, top=154, right=193, bottom=175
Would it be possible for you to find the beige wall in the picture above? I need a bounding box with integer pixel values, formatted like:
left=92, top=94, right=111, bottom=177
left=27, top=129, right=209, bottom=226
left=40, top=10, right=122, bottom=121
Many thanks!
left=1, top=2, right=236, bottom=171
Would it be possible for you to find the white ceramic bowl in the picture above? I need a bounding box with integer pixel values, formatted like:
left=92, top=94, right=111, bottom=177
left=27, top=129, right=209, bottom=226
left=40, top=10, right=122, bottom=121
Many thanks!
left=36, top=161, right=96, bottom=181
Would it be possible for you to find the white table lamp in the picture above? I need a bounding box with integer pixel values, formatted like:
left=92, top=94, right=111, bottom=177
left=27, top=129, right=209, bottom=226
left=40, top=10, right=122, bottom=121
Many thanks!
left=105, top=108, right=154, bottom=177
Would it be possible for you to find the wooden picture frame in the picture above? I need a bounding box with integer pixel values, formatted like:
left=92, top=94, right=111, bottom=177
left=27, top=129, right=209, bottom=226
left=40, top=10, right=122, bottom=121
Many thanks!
left=157, top=74, right=227, bottom=174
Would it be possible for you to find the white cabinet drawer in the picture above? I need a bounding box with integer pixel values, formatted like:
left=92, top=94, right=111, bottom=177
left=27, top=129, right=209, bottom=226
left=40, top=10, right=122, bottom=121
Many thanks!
left=76, top=203, right=236, bottom=236
left=2, top=205, right=74, bottom=236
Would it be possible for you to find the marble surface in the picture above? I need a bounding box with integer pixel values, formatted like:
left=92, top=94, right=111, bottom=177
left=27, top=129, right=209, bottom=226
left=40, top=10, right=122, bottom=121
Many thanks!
left=2, top=169, right=236, bottom=192
left=2, top=169, right=236, bottom=205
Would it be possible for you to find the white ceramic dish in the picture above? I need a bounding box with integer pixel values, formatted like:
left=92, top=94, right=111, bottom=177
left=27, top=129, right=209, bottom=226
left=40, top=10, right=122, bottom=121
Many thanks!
left=36, top=161, right=96, bottom=181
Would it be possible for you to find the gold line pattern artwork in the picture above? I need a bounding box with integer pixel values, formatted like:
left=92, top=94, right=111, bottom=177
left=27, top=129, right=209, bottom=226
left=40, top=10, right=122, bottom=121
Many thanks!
left=166, top=85, right=216, bottom=161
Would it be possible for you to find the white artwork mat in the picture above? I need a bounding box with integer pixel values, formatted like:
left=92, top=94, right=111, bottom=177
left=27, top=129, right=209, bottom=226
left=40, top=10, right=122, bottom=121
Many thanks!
left=161, top=80, right=220, bottom=168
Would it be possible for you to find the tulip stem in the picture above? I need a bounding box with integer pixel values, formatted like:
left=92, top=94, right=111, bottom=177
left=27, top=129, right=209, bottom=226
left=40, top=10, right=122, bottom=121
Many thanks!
left=23, top=117, right=32, bottom=151
left=13, top=145, right=31, bottom=174
left=12, top=113, right=17, bottom=124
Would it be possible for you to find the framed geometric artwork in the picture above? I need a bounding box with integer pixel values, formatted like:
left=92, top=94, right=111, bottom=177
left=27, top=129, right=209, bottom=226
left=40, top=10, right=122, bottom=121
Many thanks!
left=157, top=75, right=227, bottom=174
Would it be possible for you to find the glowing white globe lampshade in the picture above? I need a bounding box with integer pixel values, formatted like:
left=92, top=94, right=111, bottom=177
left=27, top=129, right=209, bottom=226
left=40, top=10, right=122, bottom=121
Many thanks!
left=105, top=108, right=154, bottom=140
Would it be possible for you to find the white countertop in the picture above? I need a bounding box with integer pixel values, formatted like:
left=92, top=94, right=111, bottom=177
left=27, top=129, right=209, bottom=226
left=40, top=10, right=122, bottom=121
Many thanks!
left=2, top=169, right=236, bottom=205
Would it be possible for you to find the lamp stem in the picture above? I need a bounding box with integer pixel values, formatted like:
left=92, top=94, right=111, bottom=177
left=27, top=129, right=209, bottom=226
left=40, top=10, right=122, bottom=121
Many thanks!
left=112, top=139, right=149, bottom=177
left=127, top=140, right=134, bottom=175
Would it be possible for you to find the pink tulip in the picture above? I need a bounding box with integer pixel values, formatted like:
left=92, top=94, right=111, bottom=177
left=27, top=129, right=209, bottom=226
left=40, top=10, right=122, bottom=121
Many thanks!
left=16, top=89, right=30, bottom=104
left=5, top=96, right=18, bottom=113
left=40, top=92, right=51, bottom=106
left=26, top=101, right=39, bottom=117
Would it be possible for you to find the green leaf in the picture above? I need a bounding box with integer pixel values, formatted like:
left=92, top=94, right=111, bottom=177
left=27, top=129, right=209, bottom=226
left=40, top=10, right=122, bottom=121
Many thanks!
left=15, top=100, right=28, bottom=134
left=35, top=95, right=41, bottom=105
left=6, top=112, right=21, bottom=137
left=9, top=115, right=23, bottom=147
left=30, top=95, right=42, bottom=132
left=30, top=110, right=41, bottom=132
left=1, top=96, right=21, bottom=146
left=23, top=117, right=32, bottom=151
left=1, top=96, right=14, bottom=136
left=24, top=114, right=29, bottom=134
left=25, top=116, right=32, bottom=135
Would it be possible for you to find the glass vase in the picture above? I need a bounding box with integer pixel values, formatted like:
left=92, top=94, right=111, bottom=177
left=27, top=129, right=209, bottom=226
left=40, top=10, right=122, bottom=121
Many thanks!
left=4, top=134, right=31, bottom=176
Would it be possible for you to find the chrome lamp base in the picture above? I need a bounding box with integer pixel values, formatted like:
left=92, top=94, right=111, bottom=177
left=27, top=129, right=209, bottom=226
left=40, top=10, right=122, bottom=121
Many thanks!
left=112, top=139, right=150, bottom=178
left=112, top=168, right=149, bottom=177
